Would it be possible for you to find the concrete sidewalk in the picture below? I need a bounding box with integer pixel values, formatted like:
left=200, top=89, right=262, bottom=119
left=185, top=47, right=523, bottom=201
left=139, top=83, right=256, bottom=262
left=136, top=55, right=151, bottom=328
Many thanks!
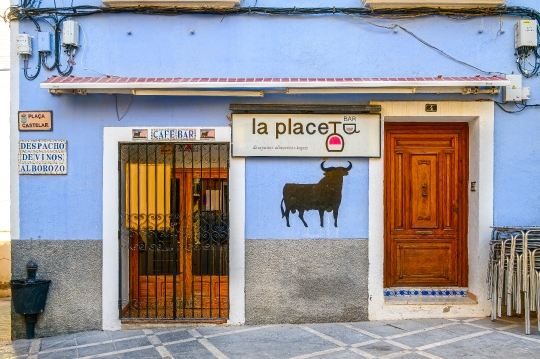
left=1, top=315, right=540, bottom=359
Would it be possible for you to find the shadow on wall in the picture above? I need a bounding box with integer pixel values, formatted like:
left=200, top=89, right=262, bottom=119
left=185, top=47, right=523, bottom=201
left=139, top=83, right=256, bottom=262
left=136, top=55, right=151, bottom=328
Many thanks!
left=0, top=241, right=10, bottom=298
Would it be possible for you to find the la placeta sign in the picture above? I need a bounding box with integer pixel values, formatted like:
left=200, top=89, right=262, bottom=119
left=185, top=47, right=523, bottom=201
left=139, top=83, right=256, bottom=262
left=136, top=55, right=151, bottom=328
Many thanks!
left=232, top=113, right=380, bottom=157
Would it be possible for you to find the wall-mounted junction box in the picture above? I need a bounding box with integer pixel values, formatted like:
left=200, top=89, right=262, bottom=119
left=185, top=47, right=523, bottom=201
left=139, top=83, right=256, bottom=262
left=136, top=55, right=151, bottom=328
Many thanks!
left=515, top=20, right=538, bottom=49
left=503, top=74, right=531, bottom=102
left=16, top=34, right=32, bottom=55
left=37, top=31, right=52, bottom=53
left=62, top=20, right=80, bottom=47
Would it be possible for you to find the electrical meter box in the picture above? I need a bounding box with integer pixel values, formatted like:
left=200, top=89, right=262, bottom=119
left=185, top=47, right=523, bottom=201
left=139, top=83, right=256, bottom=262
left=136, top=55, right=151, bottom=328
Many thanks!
left=62, top=20, right=80, bottom=47
left=503, top=74, right=531, bottom=102
left=37, top=31, right=52, bottom=53
left=515, top=20, right=538, bottom=49
left=16, top=34, right=32, bottom=55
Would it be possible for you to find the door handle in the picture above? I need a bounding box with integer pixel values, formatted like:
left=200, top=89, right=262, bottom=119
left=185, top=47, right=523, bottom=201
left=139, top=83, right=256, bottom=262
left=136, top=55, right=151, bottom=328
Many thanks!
left=416, top=230, right=433, bottom=235
left=422, top=183, right=427, bottom=197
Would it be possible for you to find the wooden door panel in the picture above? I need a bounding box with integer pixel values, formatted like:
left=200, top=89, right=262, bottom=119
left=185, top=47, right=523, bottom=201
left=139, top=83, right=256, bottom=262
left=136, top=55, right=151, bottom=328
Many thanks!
left=384, top=123, right=468, bottom=287
left=391, top=151, right=405, bottom=231
left=410, top=154, right=438, bottom=229
left=396, top=240, right=456, bottom=286
left=443, top=151, right=457, bottom=231
left=394, top=137, right=455, bottom=149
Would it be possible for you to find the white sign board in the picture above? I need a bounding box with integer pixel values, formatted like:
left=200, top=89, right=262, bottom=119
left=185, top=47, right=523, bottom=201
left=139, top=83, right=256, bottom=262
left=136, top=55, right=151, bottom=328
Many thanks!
left=130, top=128, right=218, bottom=141
left=232, top=113, right=380, bottom=157
left=18, top=140, right=67, bottom=175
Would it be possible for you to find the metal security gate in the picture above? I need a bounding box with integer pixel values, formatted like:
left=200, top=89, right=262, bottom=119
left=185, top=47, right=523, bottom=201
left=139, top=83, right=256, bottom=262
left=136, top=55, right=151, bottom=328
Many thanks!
left=119, top=143, right=229, bottom=320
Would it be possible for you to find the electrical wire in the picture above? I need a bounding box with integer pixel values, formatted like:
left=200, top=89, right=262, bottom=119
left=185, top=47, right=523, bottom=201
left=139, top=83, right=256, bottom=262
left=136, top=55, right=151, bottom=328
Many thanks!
left=350, top=15, right=502, bottom=74
left=57, top=43, right=74, bottom=76
left=7, top=5, right=540, bottom=79
left=495, top=101, right=526, bottom=113
left=22, top=54, right=41, bottom=80
left=6, top=5, right=540, bottom=21
left=495, top=101, right=540, bottom=113
left=21, top=14, right=42, bottom=80
left=78, top=22, right=116, bottom=77
left=115, top=94, right=133, bottom=121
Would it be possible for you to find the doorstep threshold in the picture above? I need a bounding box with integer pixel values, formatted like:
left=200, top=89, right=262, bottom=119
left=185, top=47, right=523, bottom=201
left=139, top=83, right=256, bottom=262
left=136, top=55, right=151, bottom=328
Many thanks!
left=385, top=296, right=477, bottom=305
left=383, top=287, right=477, bottom=305
left=121, top=319, right=229, bottom=330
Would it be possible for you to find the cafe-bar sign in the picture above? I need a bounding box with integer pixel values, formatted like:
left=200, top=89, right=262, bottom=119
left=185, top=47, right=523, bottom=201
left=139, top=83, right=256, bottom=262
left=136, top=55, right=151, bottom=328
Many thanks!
left=18, top=140, right=67, bottom=175
left=232, top=114, right=380, bottom=157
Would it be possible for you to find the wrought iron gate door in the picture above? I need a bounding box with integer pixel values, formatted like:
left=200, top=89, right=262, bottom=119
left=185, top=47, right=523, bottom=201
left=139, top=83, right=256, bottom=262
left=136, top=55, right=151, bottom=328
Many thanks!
left=119, top=143, right=229, bottom=320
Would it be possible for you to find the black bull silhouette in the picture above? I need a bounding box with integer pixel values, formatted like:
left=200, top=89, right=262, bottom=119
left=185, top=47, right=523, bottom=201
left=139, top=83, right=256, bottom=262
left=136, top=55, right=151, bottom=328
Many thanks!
left=280, top=161, right=352, bottom=227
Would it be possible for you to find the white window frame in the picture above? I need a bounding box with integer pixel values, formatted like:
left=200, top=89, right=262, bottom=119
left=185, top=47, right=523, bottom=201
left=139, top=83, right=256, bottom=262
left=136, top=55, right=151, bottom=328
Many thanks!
left=368, top=101, right=494, bottom=320
left=102, top=126, right=245, bottom=330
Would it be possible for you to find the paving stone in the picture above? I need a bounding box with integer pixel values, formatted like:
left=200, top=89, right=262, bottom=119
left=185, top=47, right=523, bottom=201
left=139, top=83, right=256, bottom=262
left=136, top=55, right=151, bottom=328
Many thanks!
left=388, top=353, right=435, bottom=359
left=501, top=324, right=540, bottom=337
left=156, top=329, right=194, bottom=343
left=313, top=349, right=364, bottom=359
left=112, top=336, right=152, bottom=351
left=91, top=354, right=122, bottom=359
left=305, top=323, right=374, bottom=345
left=348, top=321, right=418, bottom=337
left=389, top=324, right=486, bottom=348
left=443, top=323, right=490, bottom=335
left=116, top=347, right=163, bottom=358
left=385, top=318, right=451, bottom=331
left=425, top=330, right=540, bottom=358
left=76, top=342, right=117, bottom=357
left=109, top=330, right=145, bottom=340
left=358, top=341, right=407, bottom=357
left=195, top=325, right=264, bottom=337
left=207, top=324, right=339, bottom=359
left=75, top=331, right=112, bottom=345
left=0, top=340, right=30, bottom=354
left=38, top=348, right=78, bottom=359
left=3, top=317, right=540, bottom=358
left=39, top=337, right=77, bottom=351
left=466, top=317, right=518, bottom=329
left=40, top=333, right=77, bottom=350
left=165, top=339, right=218, bottom=359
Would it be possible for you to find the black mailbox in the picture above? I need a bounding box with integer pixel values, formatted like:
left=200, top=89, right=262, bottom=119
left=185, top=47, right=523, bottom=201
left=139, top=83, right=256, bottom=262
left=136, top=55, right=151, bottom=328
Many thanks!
left=10, top=261, right=51, bottom=339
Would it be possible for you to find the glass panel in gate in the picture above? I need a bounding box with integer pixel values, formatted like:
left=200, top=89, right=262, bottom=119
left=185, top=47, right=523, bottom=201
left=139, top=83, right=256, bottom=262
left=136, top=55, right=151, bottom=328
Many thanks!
left=119, top=143, right=229, bottom=320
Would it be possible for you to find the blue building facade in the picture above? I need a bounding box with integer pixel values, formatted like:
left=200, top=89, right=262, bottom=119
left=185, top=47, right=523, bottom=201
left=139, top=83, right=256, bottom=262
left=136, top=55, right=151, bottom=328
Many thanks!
left=9, top=0, right=540, bottom=338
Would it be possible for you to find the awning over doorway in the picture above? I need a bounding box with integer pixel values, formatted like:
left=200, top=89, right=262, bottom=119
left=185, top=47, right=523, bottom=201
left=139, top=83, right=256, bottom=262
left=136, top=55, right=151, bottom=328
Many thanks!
left=40, top=76, right=510, bottom=97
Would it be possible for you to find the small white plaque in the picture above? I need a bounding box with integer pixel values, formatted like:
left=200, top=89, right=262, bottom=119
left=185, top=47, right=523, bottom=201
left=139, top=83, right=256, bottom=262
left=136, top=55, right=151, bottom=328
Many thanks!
left=18, top=140, right=67, bottom=175
left=149, top=128, right=197, bottom=141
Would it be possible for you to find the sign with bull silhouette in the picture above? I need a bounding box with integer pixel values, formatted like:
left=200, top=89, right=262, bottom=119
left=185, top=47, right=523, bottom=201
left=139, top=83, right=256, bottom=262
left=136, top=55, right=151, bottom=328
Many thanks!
left=231, top=114, right=380, bottom=157
left=281, top=161, right=352, bottom=227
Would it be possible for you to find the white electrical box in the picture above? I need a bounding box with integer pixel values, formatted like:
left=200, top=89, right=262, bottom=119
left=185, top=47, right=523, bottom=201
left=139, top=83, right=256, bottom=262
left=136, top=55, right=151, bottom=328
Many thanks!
left=515, top=20, right=538, bottom=49
left=62, top=20, right=80, bottom=47
left=16, top=34, right=32, bottom=55
left=37, top=31, right=52, bottom=53
left=503, top=74, right=531, bottom=102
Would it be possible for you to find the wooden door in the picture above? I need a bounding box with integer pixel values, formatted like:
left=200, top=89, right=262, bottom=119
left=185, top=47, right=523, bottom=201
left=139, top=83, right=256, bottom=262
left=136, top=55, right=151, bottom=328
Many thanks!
left=384, top=123, right=468, bottom=287
left=121, top=142, right=230, bottom=321
left=133, top=168, right=229, bottom=319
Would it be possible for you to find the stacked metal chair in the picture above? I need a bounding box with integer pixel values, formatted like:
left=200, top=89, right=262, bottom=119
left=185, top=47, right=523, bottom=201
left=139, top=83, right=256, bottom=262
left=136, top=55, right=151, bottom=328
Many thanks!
left=488, top=227, right=540, bottom=334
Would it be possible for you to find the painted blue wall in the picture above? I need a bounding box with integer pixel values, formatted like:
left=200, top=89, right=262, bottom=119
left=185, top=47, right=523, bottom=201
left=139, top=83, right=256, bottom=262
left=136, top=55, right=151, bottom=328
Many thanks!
left=15, top=0, right=540, bottom=239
